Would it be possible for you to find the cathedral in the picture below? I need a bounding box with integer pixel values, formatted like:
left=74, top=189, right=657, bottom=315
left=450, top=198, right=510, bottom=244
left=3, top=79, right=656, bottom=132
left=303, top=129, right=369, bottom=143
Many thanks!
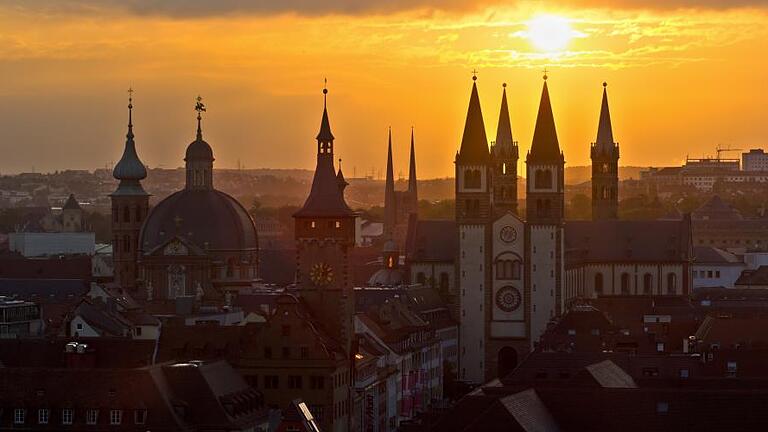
left=451, top=74, right=692, bottom=384
left=110, top=95, right=259, bottom=304
left=383, top=128, right=418, bottom=248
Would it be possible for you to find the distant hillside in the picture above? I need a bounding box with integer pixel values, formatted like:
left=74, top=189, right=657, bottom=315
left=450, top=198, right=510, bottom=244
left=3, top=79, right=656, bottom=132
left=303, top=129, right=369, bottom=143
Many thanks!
left=565, top=166, right=646, bottom=185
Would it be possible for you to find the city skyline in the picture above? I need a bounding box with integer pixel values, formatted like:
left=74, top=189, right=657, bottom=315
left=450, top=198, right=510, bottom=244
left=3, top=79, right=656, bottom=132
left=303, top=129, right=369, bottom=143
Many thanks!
left=0, top=1, right=766, bottom=177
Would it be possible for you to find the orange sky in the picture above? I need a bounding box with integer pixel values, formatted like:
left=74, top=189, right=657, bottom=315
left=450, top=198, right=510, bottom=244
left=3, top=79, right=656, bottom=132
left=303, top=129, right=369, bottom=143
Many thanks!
left=0, top=1, right=766, bottom=178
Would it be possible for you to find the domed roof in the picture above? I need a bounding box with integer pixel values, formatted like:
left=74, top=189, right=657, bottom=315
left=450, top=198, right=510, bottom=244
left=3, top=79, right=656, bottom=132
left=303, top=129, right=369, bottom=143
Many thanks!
left=139, top=189, right=257, bottom=253
left=185, top=137, right=214, bottom=162
left=368, top=268, right=404, bottom=287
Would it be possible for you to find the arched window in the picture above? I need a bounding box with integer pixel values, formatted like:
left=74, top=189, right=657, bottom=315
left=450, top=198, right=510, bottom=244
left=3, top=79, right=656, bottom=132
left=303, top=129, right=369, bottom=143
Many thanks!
left=123, top=206, right=130, bottom=223
left=496, top=257, right=522, bottom=280
left=416, top=272, right=426, bottom=285
left=535, top=169, right=553, bottom=189
left=621, top=273, right=630, bottom=294
left=498, top=347, right=518, bottom=379
left=594, top=273, right=604, bottom=295
left=643, top=273, right=653, bottom=294
left=123, top=235, right=130, bottom=253
left=667, top=273, right=677, bottom=295
left=135, top=206, right=142, bottom=223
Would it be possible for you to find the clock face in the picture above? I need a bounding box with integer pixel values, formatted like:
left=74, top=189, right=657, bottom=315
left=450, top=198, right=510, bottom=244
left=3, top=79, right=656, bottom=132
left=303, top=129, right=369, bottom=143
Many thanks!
left=309, top=262, right=334, bottom=286
left=500, top=226, right=517, bottom=244
left=495, top=286, right=522, bottom=312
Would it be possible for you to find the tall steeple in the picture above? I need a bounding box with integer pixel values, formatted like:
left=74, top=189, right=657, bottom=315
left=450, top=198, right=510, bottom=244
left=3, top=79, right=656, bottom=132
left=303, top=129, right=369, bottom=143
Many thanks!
left=526, top=73, right=565, bottom=224
left=111, top=89, right=150, bottom=291
left=528, top=75, right=563, bottom=163
left=591, top=82, right=620, bottom=220
left=294, top=85, right=354, bottom=218
left=457, top=74, right=489, bottom=165
left=491, top=83, right=519, bottom=215
left=384, top=128, right=397, bottom=238
left=112, top=89, right=148, bottom=196
left=185, top=95, right=214, bottom=190
left=408, top=127, right=418, bottom=203
left=495, top=83, right=514, bottom=149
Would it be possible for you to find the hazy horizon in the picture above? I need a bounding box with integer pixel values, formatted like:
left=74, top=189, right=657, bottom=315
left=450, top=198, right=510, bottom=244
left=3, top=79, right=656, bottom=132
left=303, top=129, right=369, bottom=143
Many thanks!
left=0, top=1, right=765, bottom=177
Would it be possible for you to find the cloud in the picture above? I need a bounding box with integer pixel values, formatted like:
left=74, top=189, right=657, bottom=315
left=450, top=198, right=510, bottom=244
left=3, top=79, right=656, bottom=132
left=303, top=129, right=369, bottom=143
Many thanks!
left=8, top=0, right=768, bottom=18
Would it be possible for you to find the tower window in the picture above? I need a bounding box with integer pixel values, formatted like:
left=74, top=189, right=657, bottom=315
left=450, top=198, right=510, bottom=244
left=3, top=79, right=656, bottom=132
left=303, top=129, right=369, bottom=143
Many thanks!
left=667, top=273, right=677, bottom=295
left=311, top=221, right=316, bottom=229
left=123, top=206, right=131, bottom=223
left=534, top=169, right=553, bottom=189
left=335, top=221, right=341, bottom=228
left=644, top=273, right=653, bottom=294
left=621, top=273, right=630, bottom=295
left=464, top=169, right=481, bottom=189
left=502, top=162, right=507, bottom=175
left=594, top=273, right=604, bottom=295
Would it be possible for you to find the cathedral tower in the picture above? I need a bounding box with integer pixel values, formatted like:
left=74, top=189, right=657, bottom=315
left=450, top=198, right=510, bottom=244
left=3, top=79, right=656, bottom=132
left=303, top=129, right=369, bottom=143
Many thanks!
left=591, top=82, right=620, bottom=220
left=491, top=83, right=519, bottom=215
left=293, top=86, right=357, bottom=353
left=383, top=129, right=396, bottom=239
left=455, top=74, right=493, bottom=384
left=525, top=74, right=565, bottom=344
left=110, top=91, right=150, bottom=290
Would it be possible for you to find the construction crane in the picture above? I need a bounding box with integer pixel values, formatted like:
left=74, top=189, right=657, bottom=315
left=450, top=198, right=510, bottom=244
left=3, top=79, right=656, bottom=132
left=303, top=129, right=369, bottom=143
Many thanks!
left=716, top=144, right=744, bottom=159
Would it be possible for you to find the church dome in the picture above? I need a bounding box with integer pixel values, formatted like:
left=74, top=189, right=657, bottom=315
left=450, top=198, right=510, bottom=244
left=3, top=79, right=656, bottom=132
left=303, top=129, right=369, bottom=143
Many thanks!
left=185, top=137, right=214, bottom=162
left=139, top=189, right=257, bottom=253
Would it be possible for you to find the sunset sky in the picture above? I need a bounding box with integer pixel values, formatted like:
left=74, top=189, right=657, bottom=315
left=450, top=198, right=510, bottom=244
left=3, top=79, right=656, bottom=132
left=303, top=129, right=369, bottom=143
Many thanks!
left=0, top=1, right=766, bottom=178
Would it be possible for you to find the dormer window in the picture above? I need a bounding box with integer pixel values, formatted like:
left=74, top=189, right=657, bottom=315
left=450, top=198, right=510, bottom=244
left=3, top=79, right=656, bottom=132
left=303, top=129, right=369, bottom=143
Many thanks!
left=109, top=410, right=122, bottom=425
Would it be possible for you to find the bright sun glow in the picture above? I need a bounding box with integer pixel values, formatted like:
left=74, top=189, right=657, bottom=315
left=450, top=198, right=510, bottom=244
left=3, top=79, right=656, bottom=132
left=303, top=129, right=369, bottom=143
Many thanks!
left=524, top=15, right=578, bottom=52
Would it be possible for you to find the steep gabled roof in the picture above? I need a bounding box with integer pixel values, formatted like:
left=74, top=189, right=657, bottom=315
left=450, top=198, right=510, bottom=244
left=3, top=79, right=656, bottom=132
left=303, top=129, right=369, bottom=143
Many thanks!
left=528, top=79, right=562, bottom=163
left=593, top=83, right=617, bottom=155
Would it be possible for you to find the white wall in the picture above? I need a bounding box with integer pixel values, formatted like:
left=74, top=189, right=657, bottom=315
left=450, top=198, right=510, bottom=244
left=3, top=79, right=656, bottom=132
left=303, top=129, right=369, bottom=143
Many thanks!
left=693, top=265, right=744, bottom=289
left=490, top=214, right=526, bottom=339
left=458, top=224, right=485, bottom=384
left=529, top=226, right=560, bottom=346
left=70, top=316, right=103, bottom=337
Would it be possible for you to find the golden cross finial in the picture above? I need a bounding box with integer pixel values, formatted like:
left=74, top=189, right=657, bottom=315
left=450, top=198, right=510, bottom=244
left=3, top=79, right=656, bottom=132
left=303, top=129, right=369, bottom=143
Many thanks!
left=542, top=68, right=549, bottom=80
left=127, top=87, right=134, bottom=101
left=471, top=69, right=478, bottom=81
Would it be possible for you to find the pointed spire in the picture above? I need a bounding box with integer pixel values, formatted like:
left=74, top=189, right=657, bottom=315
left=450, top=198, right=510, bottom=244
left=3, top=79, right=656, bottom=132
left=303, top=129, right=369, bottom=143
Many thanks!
left=529, top=74, right=562, bottom=162
left=408, top=127, right=417, bottom=196
left=384, top=128, right=397, bottom=236
left=316, top=82, right=335, bottom=142
left=495, top=83, right=514, bottom=150
left=337, top=158, right=348, bottom=192
left=595, top=82, right=616, bottom=153
left=457, top=74, right=489, bottom=164
left=113, top=89, right=148, bottom=188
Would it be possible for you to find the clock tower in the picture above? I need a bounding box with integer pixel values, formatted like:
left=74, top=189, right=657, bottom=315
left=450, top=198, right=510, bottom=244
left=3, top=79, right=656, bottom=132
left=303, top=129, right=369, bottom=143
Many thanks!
left=293, top=85, right=357, bottom=352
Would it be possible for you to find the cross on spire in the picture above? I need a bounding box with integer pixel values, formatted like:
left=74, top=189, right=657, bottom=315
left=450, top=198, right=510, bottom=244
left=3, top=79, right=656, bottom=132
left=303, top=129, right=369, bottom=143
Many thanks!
left=542, top=68, right=549, bottom=80
left=472, top=69, right=478, bottom=81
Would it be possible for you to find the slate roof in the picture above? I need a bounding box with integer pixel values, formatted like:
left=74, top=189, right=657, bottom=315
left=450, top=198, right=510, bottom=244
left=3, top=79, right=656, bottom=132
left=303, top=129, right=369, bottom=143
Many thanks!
left=0, top=278, right=88, bottom=300
left=406, top=219, right=457, bottom=263
left=735, top=266, right=768, bottom=286
left=456, top=80, right=490, bottom=165
left=528, top=80, right=563, bottom=163
left=693, top=246, right=742, bottom=264
left=565, top=219, right=691, bottom=264
left=691, top=195, right=743, bottom=221
left=139, top=189, right=258, bottom=252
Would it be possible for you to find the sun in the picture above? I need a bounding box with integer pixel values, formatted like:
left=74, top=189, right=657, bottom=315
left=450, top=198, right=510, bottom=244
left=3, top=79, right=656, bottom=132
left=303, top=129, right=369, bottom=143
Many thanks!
left=524, top=15, right=578, bottom=52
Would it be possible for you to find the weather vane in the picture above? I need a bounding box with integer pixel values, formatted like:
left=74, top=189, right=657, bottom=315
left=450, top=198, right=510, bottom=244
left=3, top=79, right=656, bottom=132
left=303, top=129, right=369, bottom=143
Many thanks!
left=195, top=95, right=206, bottom=118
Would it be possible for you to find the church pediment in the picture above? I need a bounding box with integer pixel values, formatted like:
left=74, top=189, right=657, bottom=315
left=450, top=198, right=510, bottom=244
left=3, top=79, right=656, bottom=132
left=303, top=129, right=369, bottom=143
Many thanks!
left=146, top=235, right=205, bottom=257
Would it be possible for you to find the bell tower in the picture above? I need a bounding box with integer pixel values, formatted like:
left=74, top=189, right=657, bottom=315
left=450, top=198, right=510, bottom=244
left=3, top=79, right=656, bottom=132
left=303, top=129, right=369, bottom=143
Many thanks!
left=525, top=73, right=565, bottom=345
left=455, top=73, right=493, bottom=384
left=110, top=89, right=150, bottom=291
left=591, top=82, right=619, bottom=220
left=293, top=85, right=357, bottom=352
left=491, top=83, right=519, bottom=215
